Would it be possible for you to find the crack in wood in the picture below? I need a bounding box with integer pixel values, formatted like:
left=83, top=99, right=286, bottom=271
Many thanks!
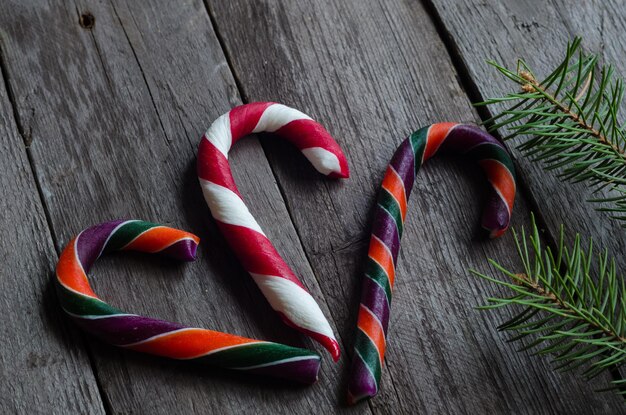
left=200, top=0, right=354, bottom=368
left=423, top=0, right=626, bottom=394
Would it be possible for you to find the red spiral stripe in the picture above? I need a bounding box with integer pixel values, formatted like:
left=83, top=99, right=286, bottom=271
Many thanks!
left=198, top=102, right=349, bottom=361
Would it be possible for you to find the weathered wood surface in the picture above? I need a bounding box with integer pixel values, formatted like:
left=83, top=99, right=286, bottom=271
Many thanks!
left=427, top=0, right=626, bottom=284
left=207, top=0, right=622, bottom=413
left=0, top=1, right=351, bottom=413
left=427, top=0, right=626, bottom=397
left=0, top=48, right=105, bottom=413
left=0, top=0, right=623, bottom=413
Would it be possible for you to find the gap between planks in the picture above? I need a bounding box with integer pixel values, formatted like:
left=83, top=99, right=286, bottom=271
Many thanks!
left=420, top=0, right=625, bottom=387
left=0, top=25, right=115, bottom=415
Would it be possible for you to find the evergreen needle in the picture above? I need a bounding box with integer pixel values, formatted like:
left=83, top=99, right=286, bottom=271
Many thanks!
left=477, top=37, right=626, bottom=224
left=471, top=214, right=626, bottom=396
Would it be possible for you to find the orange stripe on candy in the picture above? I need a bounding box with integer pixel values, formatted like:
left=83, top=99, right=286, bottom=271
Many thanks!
left=126, top=328, right=260, bottom=359
left=382, top=167, right=408, bottom=222
left=479, top=159, right=516, bottom=212
left=357, top=305, right=386, bottom=362
left=423, top=122, right=457, bottom=162
left=368, top=236, right=395, bottom=286
left=124, top=227, right=200, bottom=253
left=56, top=237, right=98, bottom=298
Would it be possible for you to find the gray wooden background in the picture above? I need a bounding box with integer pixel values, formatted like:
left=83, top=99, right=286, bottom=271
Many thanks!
left=1, top=0, right=624, bottom=413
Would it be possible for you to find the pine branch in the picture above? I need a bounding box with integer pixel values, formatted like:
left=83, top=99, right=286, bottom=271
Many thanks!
left=471, top=214, right=626, bottom=395
left=477, top=37, right=626, bottom=224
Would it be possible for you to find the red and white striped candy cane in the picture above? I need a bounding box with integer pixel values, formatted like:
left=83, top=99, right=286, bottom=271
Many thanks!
left=197, top=102, right=349, bottom=361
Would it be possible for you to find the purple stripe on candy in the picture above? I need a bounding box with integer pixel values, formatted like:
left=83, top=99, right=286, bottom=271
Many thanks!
left=347, top=354, right=377, bottom=398
left=371, top=206, right=401, bottom=262
left=361, top=277, right=390, bottom=334
left=428, top=124, right=511, bottom=232
left=248, top=358, right=321, bottom=384
left=76, top=220, right=126, bottom=273
left=160, top=239, right=198, bottom=261
left=481, top=193, right=510, bottom=230
left=389, top=138, right=416, bottom=195
left=441, top=124, right=504, bottom=153
left=72, top=314, right=184, bottom=345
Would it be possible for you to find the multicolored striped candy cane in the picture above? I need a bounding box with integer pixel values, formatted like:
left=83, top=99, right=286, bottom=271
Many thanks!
left=198, top=102, right=349, bottom=361
left=347, top=123, right=516, bottom=403
left=56, top=219, right=321, bottom=384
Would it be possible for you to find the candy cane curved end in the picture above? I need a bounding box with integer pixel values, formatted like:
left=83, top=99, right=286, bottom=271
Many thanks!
left=197, top=102, right=348, bottom=361
left=55, top=220, right=321, bottom=384
left=347, top=123, right=516, bottom=403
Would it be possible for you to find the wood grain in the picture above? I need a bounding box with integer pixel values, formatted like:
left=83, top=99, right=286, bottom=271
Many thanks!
left=207, top=0, right=624, bottom=412
left=428, top=0, right=626, bottom=393
left=1, top=0, right=624, bottom=412
left=0, top=0, right=360, bottom=413
left=0, top=47, right=105, bottom=414
left=426, top=0, right=626, bottom=278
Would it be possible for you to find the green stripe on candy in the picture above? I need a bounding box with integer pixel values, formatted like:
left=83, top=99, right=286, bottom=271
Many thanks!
left=409, top=127, right=428, bottom=167
left=364, top=258, right=392, bottom=304
left=56, top=283, right=123, bottom=316
left=354, top=330, right=382, bottom=383
left=378, top=189, right=404, bottom=235
left=466, top=143, right=516, bottom=176
left=199, top=342, right=318, bottom=368
left=104, top=221, right=161, bottom=252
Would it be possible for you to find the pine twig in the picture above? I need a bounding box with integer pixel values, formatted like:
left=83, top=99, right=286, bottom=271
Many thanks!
left=471, top=214, right=626, bottom=395
left=476, top=37, right=626, bottom=225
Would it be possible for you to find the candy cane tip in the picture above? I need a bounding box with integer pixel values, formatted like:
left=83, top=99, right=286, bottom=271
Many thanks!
left=481, top=208, right=512, bottom=239
left=481, top=215, right=511, bottom=239
left=328, top=169, right=350, bottom=179
left=311, top=334, right=340, bottom=362
left=337, top=157, right=350, bottom=179
left=329, top=340, right=341, bottom=362
left=276, top=310, right=341, bottom=361
left=179, top=238, right=200, bottom=261
left=346, top=387, right=376, bottom=405
left=346, top=394, right=365, bottom=406
left=160, top=238, right=200, bottom=262
left=488, top=227, right=508, bottom=239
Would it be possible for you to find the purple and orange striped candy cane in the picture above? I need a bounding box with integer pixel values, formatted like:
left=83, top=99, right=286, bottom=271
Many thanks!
left=56, top=220, right=321, bottom=383
left=198, top=102, right=349, bottom=361
left=347, top=123, right=516, bottom=403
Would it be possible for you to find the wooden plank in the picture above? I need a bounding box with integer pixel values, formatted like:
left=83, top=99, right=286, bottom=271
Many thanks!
left=0, top=0, right=360, bottom=413
left=428, top=0, right=626, bottom=384
left=426, top=0, right=626, bottom=271
left=0, top=53, right=105, bottom=413
left=206, top=0, right=624, bottom=412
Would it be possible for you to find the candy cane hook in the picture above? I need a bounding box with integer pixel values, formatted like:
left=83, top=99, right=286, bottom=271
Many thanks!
left=56, top=220, right=322, bottom=384
left=347, top=123, right=516, bottom=403
left=197, top=102, right=349, bottom=361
